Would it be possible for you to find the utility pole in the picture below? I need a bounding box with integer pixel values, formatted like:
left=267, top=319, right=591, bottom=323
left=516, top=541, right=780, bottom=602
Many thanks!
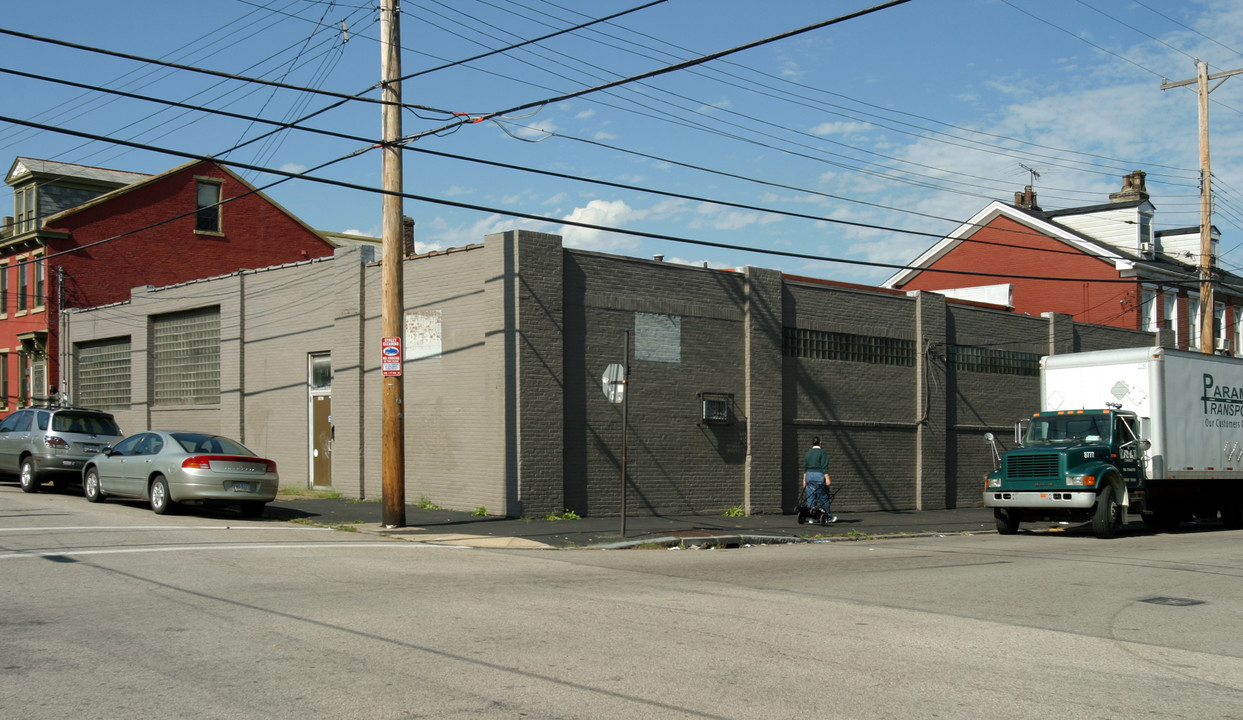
left=380, top=0, right=405, bottom=527
left=1162, top=60, right=1243, bottom=354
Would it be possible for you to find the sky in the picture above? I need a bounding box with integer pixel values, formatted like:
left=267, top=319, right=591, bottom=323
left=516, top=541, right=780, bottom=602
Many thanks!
left=3, top=0, right=1243, bottom=286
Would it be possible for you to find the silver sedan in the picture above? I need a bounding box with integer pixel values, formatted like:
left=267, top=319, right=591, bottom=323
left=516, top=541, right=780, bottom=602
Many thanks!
left=83, top=431, right=278, bottom=517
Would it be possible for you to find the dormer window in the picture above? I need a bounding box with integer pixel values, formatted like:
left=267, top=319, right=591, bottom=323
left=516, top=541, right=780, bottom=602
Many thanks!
left=195, top=178, right=223, bottom=233
left=14, top=186, right=35, bottom=234
left=1139, top=211, right=1154, bottom=256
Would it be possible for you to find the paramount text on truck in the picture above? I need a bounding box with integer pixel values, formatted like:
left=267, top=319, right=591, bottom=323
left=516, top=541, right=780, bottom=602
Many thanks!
left=984, top=347, right=1243, bottom=538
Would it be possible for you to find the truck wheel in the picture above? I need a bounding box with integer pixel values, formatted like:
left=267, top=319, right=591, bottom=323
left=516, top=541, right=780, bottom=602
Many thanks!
left=1141, top=509, right=1180, bottom=531
left=1221, top=498, right=1243, bottom=530
left=994, top=508, right=1020, bottom=535
left=1093, top=485, right=1121, bottom=539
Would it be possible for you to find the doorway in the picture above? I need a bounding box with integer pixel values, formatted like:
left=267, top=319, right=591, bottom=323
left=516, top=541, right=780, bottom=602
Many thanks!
left=308, top=353, right=332, bottom=488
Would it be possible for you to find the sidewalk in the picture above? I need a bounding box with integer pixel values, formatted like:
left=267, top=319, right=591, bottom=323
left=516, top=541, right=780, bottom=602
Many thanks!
left=264, top=497, right=1001, bottom=548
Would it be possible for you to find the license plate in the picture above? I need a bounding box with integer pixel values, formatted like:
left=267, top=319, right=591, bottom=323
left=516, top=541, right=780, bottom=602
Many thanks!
left=81, top=445, right=101, bottom=454
left=230, top=482, right=253, bottom=492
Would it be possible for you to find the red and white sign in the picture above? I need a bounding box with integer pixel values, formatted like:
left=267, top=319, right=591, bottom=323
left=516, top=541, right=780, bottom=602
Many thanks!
left=381, top=336, right=402, bottom=376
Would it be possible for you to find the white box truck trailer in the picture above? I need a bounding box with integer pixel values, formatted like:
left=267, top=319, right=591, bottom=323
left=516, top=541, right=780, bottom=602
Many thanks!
left=984, top=347, right=1243, bottom=538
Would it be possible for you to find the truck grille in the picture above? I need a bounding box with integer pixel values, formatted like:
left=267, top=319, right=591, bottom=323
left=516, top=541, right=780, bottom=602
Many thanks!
left=1004, top=453, right=1060, bottom=479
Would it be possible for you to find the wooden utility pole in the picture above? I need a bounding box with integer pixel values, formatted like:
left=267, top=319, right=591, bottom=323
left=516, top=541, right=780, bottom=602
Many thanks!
left=1162, top=60, right=1243, bottom=354
left=380, top=0, right=405, bottom=527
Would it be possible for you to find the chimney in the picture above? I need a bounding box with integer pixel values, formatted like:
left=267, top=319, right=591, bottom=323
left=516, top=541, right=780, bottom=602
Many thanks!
left=653, top=254, right=664, bottom=262
left=1014, top=185, right=1039, bottom=210
left=402, top=215, right=415, bottom=257
left=1109, top=170, right=1149, bottom=203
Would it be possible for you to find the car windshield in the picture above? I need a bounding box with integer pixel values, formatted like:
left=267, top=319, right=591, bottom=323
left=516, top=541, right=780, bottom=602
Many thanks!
left=50, top=412, right=122, bottom=436
left=1025, top=415, right=1111, bottom=446
left=170, top=433, right=255, bottom=456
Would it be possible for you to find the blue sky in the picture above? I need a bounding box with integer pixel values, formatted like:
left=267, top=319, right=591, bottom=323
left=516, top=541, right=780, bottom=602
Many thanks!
left=4, top=0, right=1243, bottom=285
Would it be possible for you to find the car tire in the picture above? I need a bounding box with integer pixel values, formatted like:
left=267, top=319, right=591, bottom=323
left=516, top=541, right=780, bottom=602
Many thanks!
left=84, top=468, right=106, bottom=503
left=150, top=476, right=175, bottom=515
left=19, top=458, right=40, bottom=494
left=239, top=501, right=266, bottom=518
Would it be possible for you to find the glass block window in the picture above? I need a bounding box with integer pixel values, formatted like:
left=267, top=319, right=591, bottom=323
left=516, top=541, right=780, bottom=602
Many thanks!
left=77, top=338, right=131, bottom=411
left=153, top=306, right=220, bottom=405
left=782, top=328, right=914, bottom=366
left=948, top=345, right=1040, bottom=376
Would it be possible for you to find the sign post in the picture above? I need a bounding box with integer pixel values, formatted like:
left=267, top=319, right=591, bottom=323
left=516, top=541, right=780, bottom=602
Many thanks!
left=600, top=332, right=631, bottom=537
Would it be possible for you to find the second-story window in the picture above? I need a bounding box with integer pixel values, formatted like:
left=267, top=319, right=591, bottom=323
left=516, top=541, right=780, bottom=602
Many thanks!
left=0, top=264, right=7, bottom=315
left=33, top=257, right=44, bottom=309
left=17, top=260, right=28, bottom=313
left=195, top=179, right=222, bottom=233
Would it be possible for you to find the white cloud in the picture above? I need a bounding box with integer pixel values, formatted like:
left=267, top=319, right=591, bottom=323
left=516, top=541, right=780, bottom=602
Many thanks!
left=809, top=121, right=871, bottom=136
left=559, top=199, right=644, bottom=251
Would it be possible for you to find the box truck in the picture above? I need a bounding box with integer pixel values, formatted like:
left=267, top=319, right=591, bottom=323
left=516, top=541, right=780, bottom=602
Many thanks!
left=985, top=347, right=1243, bottom=538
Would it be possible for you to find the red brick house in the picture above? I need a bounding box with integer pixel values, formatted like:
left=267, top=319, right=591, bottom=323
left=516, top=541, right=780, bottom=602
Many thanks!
left=883, top=171, right=1241, bottom=354
left=1, top=157, right=339, bottom=410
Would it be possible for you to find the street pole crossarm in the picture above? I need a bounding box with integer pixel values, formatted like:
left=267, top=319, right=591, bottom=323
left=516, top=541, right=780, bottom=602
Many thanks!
left=1161, top=63, right=1243, bottom=91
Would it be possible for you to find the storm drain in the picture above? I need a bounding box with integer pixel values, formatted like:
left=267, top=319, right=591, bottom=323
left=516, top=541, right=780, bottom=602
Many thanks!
left=1140, top=596, right=1205, bottom=607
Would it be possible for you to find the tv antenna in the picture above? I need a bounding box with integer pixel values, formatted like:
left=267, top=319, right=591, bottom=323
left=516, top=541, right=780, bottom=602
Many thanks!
left=1019, top=163, right=1041, bottom=187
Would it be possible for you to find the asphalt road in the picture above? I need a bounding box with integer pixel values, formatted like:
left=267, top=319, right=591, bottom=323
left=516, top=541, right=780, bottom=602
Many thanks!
left=3, top=484, right=1242, bottom=719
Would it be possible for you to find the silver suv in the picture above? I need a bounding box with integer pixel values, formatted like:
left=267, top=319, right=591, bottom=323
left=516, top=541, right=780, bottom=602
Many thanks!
left=0, top=406, right=124, bottom=493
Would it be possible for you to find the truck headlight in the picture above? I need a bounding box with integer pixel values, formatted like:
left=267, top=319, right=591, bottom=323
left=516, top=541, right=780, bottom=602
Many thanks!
left=987, top=476, right=1002, bottom=488
left=1066, top=474, right=1097, bottom=487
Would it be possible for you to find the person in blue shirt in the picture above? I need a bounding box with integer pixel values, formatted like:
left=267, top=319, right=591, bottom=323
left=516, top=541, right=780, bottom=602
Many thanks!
left=802, top=437, right=836, bottom=524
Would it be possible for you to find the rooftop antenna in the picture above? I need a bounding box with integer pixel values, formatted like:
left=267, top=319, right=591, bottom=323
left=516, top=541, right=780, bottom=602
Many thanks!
left=1019, top=163, right=1041, bottom=187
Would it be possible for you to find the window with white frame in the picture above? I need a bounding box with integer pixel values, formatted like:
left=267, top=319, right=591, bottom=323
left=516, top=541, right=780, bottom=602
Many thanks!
left=1235, top=308, right=1243, bottom=356
left=1162, top=292, right=1177, bottom=332
left=1189, top=293, right=1201, bottom=348
left=1216, top=302, right=1227, bottom=351
left=153, top=306, right=220, bottom=405
left=1140, top=288, right=1158, bottom=331
left=77, top=338, right=131, bottom=410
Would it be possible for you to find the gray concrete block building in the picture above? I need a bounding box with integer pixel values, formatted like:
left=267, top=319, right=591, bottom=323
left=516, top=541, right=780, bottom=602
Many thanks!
left=61, top=229, right=1158, bottom=518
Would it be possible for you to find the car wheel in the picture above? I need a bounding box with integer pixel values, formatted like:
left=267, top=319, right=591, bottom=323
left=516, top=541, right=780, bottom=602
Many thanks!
left=150, top=476, right=175, bottom=515
left=84, top=468, right=106, bottom=503
left=19, top=458, right=40, bottom=493
left=239, top=501, right=266, bottom=518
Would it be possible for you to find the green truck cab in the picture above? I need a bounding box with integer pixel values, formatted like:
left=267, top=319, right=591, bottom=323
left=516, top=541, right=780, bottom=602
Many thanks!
left=986, top=408, right=1148, bottom=539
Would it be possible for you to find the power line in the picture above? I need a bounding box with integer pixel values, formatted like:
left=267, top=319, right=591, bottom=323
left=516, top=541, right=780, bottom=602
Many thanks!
left=0, top=111, right=1214, bottom=290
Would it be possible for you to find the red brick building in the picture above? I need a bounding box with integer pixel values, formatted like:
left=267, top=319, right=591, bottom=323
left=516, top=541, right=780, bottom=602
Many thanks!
left=1, top=157, right=338, bottom=410
left=883, top=171, right=1240, bottom=354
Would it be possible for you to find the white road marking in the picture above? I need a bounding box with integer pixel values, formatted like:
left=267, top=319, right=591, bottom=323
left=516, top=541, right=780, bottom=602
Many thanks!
left=0, top=525, right=330, bottom=532
left=0, top=542, right=467, bottom=560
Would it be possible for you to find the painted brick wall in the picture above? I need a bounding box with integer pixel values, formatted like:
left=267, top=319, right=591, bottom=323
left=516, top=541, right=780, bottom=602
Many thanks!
left=61, top=229, right=1168, bottom=517
left=563, top=251, right=749, bottom=516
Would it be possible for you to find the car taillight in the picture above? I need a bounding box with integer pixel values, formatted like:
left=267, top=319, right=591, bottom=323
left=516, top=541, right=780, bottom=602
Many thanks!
left=182, top=456, right=212, bottom=469
left=44, top=436, right=70, bottom=449
left=264, top=459, right=277, bottom=473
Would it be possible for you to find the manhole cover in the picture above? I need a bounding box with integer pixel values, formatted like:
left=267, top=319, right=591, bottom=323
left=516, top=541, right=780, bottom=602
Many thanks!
left=1140, top=597, right=1204, bottom=607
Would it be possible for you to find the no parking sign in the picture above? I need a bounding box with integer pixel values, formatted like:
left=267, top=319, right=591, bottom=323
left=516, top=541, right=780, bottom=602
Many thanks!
left=381, top=336, right=402, bottom=376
